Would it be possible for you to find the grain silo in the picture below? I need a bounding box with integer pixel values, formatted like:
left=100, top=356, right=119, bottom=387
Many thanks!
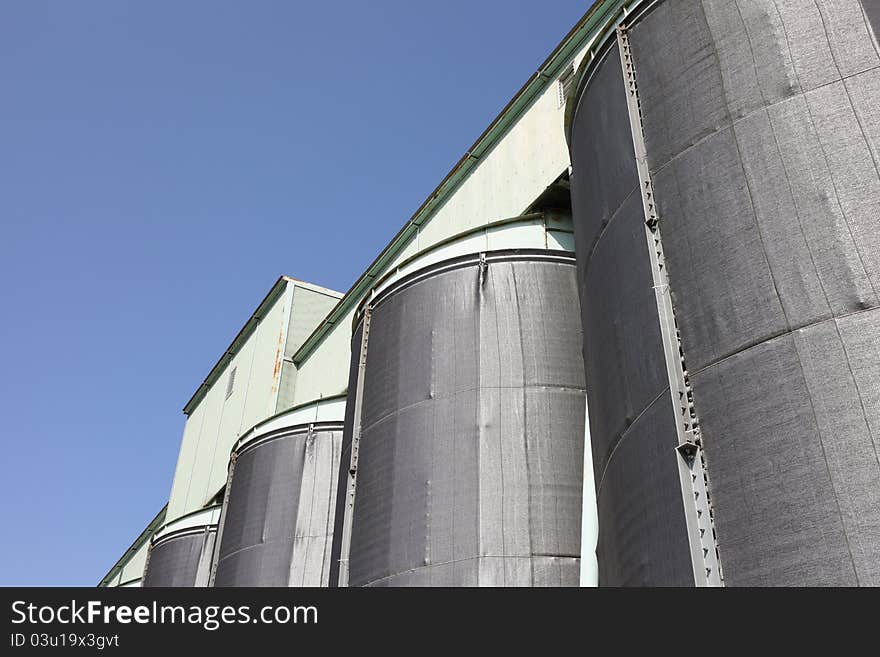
left=567, top=0, right=880, bottom=586
left=210, top=397, right=345, bottom=586
left=330, top=245, right=586, bottom=587
left=142, top=506, right=221, bottom=587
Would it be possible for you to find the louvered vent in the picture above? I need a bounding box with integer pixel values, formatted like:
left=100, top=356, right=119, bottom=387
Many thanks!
left=225, top=366, right=237, bottom=400
left=557, top=63, right=575, bottom=108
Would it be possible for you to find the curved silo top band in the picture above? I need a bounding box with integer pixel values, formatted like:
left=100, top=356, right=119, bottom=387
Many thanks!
left=353, top=248, right=577, bottom=331
left=233, top=421, right=345, bottom=459
left=229, top=393, right=347, bottom=461
left=151, top=504, right=222, bottom=543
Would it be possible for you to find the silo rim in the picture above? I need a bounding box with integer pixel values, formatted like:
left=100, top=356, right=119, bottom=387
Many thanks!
left=232, top=420, right=346, bottom=461
left=151, top=503, right=222, bottom=543
left=150, top=524, right=218, bottom=549
left=352, top=248, right=577, bottom=333
left=228, top=393, right=348, bottom=462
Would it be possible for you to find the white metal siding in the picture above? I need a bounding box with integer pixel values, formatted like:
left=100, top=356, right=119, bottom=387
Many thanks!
left=118, top=541, right=149, bottom=585
left=168, top=288, right=290, bottom=521
left=415, top=75, right=571, bottom=250
left=276, top=286, right=341, bottom=413
left=167, top=401, right=206, bottom=520
left=239, top=288, right=289, bottom=435
left=292, top=306, right=356, bottom=406
left=288, top=286, right=341, bottom=356
left=181, top=364, right=227, bottom=513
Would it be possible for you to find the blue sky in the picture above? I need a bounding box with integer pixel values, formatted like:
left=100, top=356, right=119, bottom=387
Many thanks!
left=0, top=0, right=591, bottom=585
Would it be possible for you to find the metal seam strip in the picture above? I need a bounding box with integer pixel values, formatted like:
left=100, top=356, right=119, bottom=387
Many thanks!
left=291, top=423, right=318, bottom=587
left=141, top=539, right=153, bottom=587
left=358, top=555, right=581, bottom=588
left=615, top=24, right=723, bottom=587
left=321, top=432, right=342, bottom=586
left=207, top=453, right=236, bottom=586
left=336, top=305, right=372, bottom=587
left=594, top=387, right=669, bottom=495
left=510, top=264, right=535, bottom=586
left=195, top=527, right=216, bottom=587
left=475, top=256, right=485, bottom=585
left=791, top=325, right=861, bottom=583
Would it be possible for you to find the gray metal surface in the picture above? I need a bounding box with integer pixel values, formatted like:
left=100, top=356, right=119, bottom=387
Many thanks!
left=865, top=1, right=880, bottom=39
left=142, top=528, right=216, bottom=587
left=339, top=250, right=585, bottom=587
left=570, top=0, right=880, bottom=586
left=568, top=44, right=640, bottom=262
left=212, top=423, right=343, bottom=587
left=579, top=191, right=671, bottom=480
left=596, top=396, right=695, bottom=586
left=690, top=314, right=880, bottom=585
left=570, top=40, right=695, bottom=586
left=617, top=22, right=724, bottom=585
left=571, top=44, right=665, bottom=478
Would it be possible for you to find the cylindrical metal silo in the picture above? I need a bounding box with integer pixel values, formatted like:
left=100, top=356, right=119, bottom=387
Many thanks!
left=142, top=507, right=220, bottom=587
left=331, top=249, right=586, bottom=587
left=211, top=399, right=345, bottom=587
left=568, top=0, right=880, bottom=586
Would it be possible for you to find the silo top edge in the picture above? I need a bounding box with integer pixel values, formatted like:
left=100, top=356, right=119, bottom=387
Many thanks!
left=150, top=525, right=218, bottom=549
left=152, top=504, right=222, bottom=544
left=229, top=393, right=348, bottom=460
left=233, top=420, right=346, bottom=460
left=351, top=248, right=577, bottom=333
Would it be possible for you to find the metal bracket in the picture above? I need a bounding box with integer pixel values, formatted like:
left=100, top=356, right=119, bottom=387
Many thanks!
left=616, top=25, right=723, bottom=587
left=207, top=453, right=236, bottom=587
left=141, top=540, right=154, bottom=586
left=337, top=305, right=372, bottom=587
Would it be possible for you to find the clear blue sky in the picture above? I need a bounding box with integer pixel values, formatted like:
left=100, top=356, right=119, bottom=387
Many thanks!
left=0, top=0, right=591, bottom=586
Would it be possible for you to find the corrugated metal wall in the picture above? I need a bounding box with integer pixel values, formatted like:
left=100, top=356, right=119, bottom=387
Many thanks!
left=569, top=0, right=880, bottom=586
left=333, top=250, right=586, bottom=586
left=212, top=422, right=343, bottom=586
left=327, top=322, right=364, bottom=588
